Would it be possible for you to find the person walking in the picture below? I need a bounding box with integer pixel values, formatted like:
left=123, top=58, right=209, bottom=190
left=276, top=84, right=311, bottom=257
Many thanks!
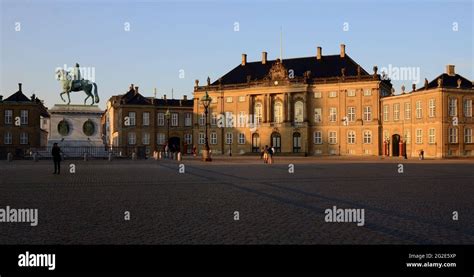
left=268, top=146, right=274, bottom=164
left=51, top=143, right=62, bottom=174
left=263, top=145, right=269, bottom=164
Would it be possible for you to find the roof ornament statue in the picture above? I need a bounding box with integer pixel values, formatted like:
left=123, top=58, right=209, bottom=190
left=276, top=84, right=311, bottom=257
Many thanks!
left=424, top=78, right=429, bottom=89
left=457, top=78, right=462, bottom=88
left=437, top=78, right=443, bottom=88
left=207, top=76, right=211, bottom=86
left=401, top=85, right=405, bottom=94
left=194, top=79, right=199, bottom=87
left=412, top=83, right=416, bottom=92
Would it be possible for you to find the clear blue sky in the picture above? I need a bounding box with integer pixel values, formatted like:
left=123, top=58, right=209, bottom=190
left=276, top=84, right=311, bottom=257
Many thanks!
left=1, top=0, right=472, bottom=109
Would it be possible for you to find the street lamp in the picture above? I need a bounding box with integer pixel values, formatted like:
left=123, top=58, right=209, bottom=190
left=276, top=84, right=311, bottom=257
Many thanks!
left=200, top=91, right=212, bottom=162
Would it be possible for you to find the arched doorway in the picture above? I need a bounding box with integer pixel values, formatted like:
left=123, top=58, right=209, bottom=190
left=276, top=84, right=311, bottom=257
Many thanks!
left=252, top=133, right=260, bottom=153
left=169, top=137, right=180, bottom=152
left=271, top=132, right=281, bottom=153
left=392, top=134, right=400, bottom=156
left=293, top=132, right=302, bottom=153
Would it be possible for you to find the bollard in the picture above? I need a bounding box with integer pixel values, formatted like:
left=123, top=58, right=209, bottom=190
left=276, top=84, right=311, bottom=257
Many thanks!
left=177, top=152, right=181, bottom=161
left=159, top=151, right=162, bottom=160
left=108, top=152, right=113, bottom=162
left=7, top=152, right=13, bottom=162
left=132, top=152, right=137, bottom=160
left=84, top=153, right=88, bottom=162
left=33, top=153, right=38, bottom=162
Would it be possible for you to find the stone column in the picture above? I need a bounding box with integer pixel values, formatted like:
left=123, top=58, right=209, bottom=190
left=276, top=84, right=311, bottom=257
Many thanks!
left=263, top=94, right=267, bottom=123
left=288, top=93, right=293, bottom=122
left=268, top=94, right=272, bottom=123
left=283, top=93, right=288, bottom=122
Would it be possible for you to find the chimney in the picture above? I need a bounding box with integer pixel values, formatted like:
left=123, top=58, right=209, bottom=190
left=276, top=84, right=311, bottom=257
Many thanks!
left=18, top=83, right=22, bottom=92
left=183, top=95, right=187, bottom=100
left=0, top=95, right=3, bottom=101
left=446, top=65, right=455, bottom=76
left=163, top=94, right=167, bottom=100
left=241, top=54, right=247, bottom=66
left=262, top=52, right=267, bottom=64
left=340, top=44, right=346, bottom=58
left=129, top=84, right=134, bottom=91
left=134, top=86, right=139, bottom=94
left=317, top=46, right=322, bottom=60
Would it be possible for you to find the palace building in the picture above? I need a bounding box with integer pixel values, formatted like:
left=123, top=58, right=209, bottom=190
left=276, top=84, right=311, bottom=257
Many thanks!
left=381, top=65, right=474, bottom=158
left=103, top=85, right=194, bottom=158
left=193, top=44, right=393, bottom=155
left=0, top=83, right=50, bottom=158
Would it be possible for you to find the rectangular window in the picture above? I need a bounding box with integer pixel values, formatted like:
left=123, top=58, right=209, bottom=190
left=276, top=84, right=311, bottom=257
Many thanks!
left=347, top=89, right=356, bottom=97
left=238, top=96, right=246, bottom=102
left=363, top=89, right=372, bottom=96
left=449, top=127, right=458, bottom=143
left=20, top=110, right=28, bottom=125
left=128, top=132, right=136, bottom=145
left=238, top=133, right=245, bottom=144
left=464, top=99, right=472, bottom=117
left=199, top=133, right=205, bottom=144
left=347, top=107, right=355, bottom=122
left=328, top=131, right=337, bottom=144
left=238, top=112, right=246, bottom=127
left=20, top=132, right=28, bottom=145
left=211, top=113, right=217, bottom=126
left=157, top=133, right=166, bottom=145
left=347, top=131, right=356, bottom=144
left=449, top=98, right=457, bottom=117
left=184, top=134, right=192, bottom=145
left=465, top=128, right=473, bottom=143
left=210, top=132, right=217, bottom=145
left=5, top=110, right=13, bottom=124
left=363, top=131, right=372, bottom=144
left=364, top=106, right=372, bottom=121
left=416, top=129, right=423, bottom=144
left=199, top=113, right=205, bottom=126
left=404, top=102, right=411, bottom=120
left=142, top=112, right=150, bottom=126
left=128, top=112, right=136, bottom=126
left=142, top=132, right=150, bottom=145
left=416, top=101, right=422, bottom=119
left=383, top=105, right=389, bottom=121
left=329, top=107, right=337, bottom=122
left=314, top=91, right=322, bottom=98
left=314, top=108, right=322, bottom=123
left=226, top=97, right=233, bottom=103
left=393, top=103, right=400, bottom=121
left=429, top=99, right=436, bottom=118
left=329, top=91, right=337, bottom=98
left=404, top=130, right=411, bottom=144
left=428, top=128, right=435, bottom=144
left=4, top=132, right=12, bottom=144
left=171, top=113, right=178, bottom=126
left=314, top=131, right=322, bottom=144
left=226, top=132, right=233, bottom=144
left=185, top=113, right=192, bottom=126
left=157, top=113, right=164, bottom=126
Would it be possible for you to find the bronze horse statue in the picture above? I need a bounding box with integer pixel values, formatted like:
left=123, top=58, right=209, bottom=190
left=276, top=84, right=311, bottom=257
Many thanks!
left=56, top=68, right=99, bottom=105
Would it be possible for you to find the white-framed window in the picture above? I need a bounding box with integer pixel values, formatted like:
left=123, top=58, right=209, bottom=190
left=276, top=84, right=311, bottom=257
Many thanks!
left=254, top=102, right=262, bottom=124
left=328, top=131, right=337, bottom=144
left=225, top=132, right=233, bottom=144
left=128, top=112, right=136, bottom=126
left=274, top=102, right=283, bottom=123
left=211, top=97, right=218, bottom=104
left=429, top=99, right=436, bottom=118
left=449, top=127, right=458, bottom=143
left=314, top=91, right=322, bottom=98
left=184, top=133, right=192, bottom=145
left=157, top=133, right=166, bottom=145
left=142, top=112, right=150, bottom=126
left=404, top=130, right=411, bottom=144
left=20, top=110, right=28, bottom=125
left=294, top=101, right=304, bottom=123
left=347, top=130, right=356, bottom=144
left=314, top=108, right=322, bottom=123
left=128, top=132, right=136, bottom=145
left=225, top=111, right=234, bottom=127
left=329, top=107, right=337, bottom=122
left=199, top=113, right=205, bottom=126
left=20, top=132, right=28, bottom=145
left=238, top=111, right=246, bottom=127
left=347, top=107, right=355, bottom=122
left=393, top=103, right=400, bottom=121
left=210, top=132, right=217, bottom=144
left=364, top=106, right=372, bottom=121
left=363, top=130, right=372, bottom=144
left=416, top=129, right=423, bottom=144
left=464, top=99, right=472, bottom=117
left=185, top=113, right=192, bottom=126
left=157, top=113, right=164, bottom=126
left=383, top=105, right=389, bottom=121
left=226, top=96, right=233, bottom=103
left=464, top=128, right=473, bottom=143
left=142, top=132, right=150, bottom=145
left=211, top=113, right=218, bottom=126
left=449, top=98, right=457, bottom=117
left=416, top=101, right=422, bottom=119
left=171, top=113, right=178, bottom=126
left=363, top=89, right=372, bottom=96
left=329, top=91, right=337, bottom=98
left=198, top=132, right=205, bottom=144
left=4, top=132, right=12, bottom=144
left=313, top=131, right=322, bottom=144
left=4, top=110, right=13, bottom=124
left=238, top=133, right=245, bottom=144
left=238, top=95, right=246, bottom=102
left=428, top=128, right=435, bottom=144
left=404, top=102, right=411, bottom=120
left=347, top=89, right=356, bottom=97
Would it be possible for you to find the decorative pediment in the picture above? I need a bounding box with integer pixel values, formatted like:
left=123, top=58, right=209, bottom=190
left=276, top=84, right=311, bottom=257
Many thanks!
left=266, top=59, right=288, bottom=82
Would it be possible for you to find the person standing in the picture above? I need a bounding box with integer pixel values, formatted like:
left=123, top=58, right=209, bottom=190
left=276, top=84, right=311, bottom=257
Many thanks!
left=51, top=143, right=62, bottom=174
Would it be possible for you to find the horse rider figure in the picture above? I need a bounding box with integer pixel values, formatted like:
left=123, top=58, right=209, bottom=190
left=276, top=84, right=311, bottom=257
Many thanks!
left=71, top=63, right=83, bottom=91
